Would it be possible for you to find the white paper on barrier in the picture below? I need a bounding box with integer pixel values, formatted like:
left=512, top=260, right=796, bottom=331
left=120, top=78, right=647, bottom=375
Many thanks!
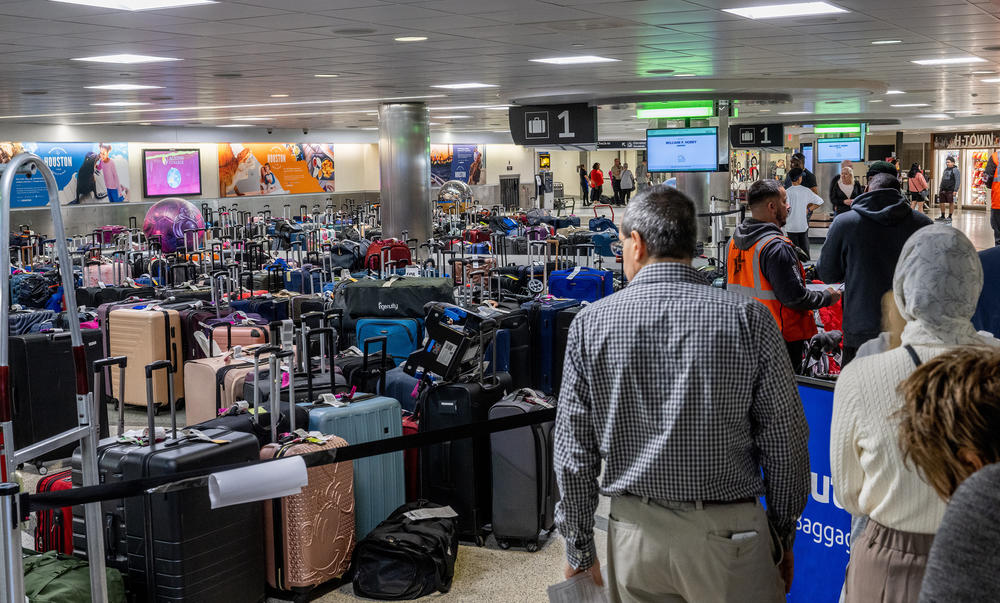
left=208, top=455, right=308, bottom=509
left=547, top=568, right=609, bottom=603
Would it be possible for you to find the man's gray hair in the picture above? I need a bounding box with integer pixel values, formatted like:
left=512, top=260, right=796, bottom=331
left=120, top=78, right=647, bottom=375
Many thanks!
left=620, top=185, right=697, bottom=260
left=868, top=172, right=900, bottom=191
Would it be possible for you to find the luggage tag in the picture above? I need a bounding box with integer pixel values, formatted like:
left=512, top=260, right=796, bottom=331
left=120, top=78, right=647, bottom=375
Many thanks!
left=182, top=428, right=231, bottom=445
left=403, top=505, right=459, bottom=522
left=218, top=401, right=250, bottom=417
left=567, top=267, right=582, bottom=280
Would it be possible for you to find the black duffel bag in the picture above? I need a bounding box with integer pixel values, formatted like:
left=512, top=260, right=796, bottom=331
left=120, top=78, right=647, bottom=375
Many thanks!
left=342, top=277, right=454, bottom=319
left=351, top=500, right=459, bottom=600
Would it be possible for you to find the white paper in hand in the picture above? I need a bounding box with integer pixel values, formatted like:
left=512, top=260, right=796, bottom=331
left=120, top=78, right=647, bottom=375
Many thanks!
left=208, top=455, right=308, bottom=509
left=547, top=568, right=609, bottom=603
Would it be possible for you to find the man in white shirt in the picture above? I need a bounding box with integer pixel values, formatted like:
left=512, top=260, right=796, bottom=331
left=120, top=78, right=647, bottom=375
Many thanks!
left=784, top=168, right=823, bottom=260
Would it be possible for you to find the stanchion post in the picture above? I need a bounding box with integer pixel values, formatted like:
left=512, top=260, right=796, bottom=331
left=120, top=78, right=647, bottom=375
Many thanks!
left=0, top=482, right=23, bottom=603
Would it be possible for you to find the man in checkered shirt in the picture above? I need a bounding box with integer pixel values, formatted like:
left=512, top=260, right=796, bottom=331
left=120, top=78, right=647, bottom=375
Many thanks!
left=554, top=185, right=810, bottom=602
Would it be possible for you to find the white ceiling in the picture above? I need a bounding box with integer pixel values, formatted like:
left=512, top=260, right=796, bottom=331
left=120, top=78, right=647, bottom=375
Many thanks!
left=2, top=0, right=1000, bottom=137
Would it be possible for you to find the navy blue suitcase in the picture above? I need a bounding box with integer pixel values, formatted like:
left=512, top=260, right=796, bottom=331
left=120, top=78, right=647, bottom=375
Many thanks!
left=230, top=297, right=289, bottom=323
left=522, top=299, right=580, bottom=394
left=547, top=267, right=614, bottom=302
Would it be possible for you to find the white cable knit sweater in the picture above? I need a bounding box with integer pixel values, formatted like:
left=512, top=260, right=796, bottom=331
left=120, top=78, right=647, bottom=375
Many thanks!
left=830, top=345, right=948, bottom=534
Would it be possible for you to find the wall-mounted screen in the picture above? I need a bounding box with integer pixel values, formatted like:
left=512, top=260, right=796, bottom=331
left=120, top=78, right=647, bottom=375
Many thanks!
left=646, top=127, right=718, bottom=172
left=801, top=143, right=814, bottom=172
left=816, top=137, right=863, bottom=163
left=142, top=149, right=202, bottom=197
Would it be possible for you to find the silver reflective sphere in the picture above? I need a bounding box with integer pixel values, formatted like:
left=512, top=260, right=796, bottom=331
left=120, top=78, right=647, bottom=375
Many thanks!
left=437, top=180, right=473, bottom=204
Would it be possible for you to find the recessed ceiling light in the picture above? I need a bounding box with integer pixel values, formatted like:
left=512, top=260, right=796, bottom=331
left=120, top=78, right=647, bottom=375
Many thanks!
left=394, top=36, right=427, bottom=42
left=723, top=2, right=846, bottom=20
left=314, top=74, right=338, bottom=78
left=918, top=114, right=951, bottom=119
left=232, top=116, right=274, bottom=121
left=890, top=103, right=930, bottom=107
left=430, top=83, right=497, bottom=89
left=530, top=55, right=619, bottom=65
left=217, top=124, right=253, bottom=128
left=869, top=99, right=884, bottom=103
left=981, top=78, right=1000, bottom=83
left=360, top=127, right=379, bottom=130
left=886, top=90, right=906, bottom=94
left=270, top=94, right=289, bottom=98
left=428, top=122, right=441, bottom=125
left=947, top=109, right=976, bottom=113
left=90, top=101, right=150, bottom=106
left=972, top=71, right=995, bottom=74
left=778, top=111, right=812, bottom=115
left=673, top=73, right=697, bottom=77
left=759, top=109, right=771, bottom=112
left=51, top=0, right=214, bottom=9
left=138, top=122, right=151, bottom=126
left=436, top=115, right=471, bottom=119
left=871, top=40, right=901, bottom=45
left=85, top=83, right=163, bottom=90
left=912, top=56, right=987, bottom=65
left=73, top=53, right=180, bottom=64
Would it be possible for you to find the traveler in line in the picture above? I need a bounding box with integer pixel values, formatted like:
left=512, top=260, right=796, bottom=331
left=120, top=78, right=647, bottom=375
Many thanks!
left=555, top=185, right=810, bottom=603
left=831, top=225, right=999, bottom=603
left=782, top=152, right=818, bottom=194
left=937, top=156, right=959, bottom=223
left=589, top=163, right=604, bottom=204
left=783, top=168, right=824, bottom=260
left=907, top=163, right=929, bottom=214
left=729, top=179, right=839, bottom=372
left=610, top=158, right=623, bottom=204
left=818, top=163, right=933, bottom=365
left=619, top=163, right=635, bottom=204
left=578, top=164, right=589, bottom=205
left=635, top=159, right=649, bottom=192
left=984, top=150, right=1000, bottom=245
left=973, top=244, right=1000, bottom=336
left=830, top=165, right=862, bottom=216
left=896, top=347, right=1000, bottom=602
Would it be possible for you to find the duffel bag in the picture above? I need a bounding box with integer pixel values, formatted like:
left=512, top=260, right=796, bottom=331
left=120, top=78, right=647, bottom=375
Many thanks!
left=351, top=501, right=458, bottom=600
left=342, top=277, right=455, bottom=319
left=365, top=239, right=411, bottom=273
left=23, top=549, right=126, bottom=603
left=589, top=216, right=616, bottom=232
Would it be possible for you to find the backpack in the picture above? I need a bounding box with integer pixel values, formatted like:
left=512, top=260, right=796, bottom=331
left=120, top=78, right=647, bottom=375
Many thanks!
left=351, top=501, right=459, bottom=600
left=22, top=549, right=126, bottom=603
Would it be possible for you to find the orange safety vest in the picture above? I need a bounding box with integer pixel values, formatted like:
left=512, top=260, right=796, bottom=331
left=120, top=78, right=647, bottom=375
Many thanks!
left=727, top=233, right=817, bottom=343
left=991, top=152, right=1000, bottom=209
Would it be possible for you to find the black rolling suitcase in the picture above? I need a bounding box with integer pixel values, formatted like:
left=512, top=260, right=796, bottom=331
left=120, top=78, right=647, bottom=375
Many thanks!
left=496, top=310, right=531, bottom=389
left=552, top=305, right=585, bottom=394
left=10, top=330, right=107, bottom=471
left=72, top=360, right=265, bottom=603
left=420, top=360, right=511, bottom=545
left=489, top=389, right=558, bottom=551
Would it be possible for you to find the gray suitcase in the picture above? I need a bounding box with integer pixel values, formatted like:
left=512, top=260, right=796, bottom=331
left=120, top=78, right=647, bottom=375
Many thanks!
left=489, top=388, right=558, bottom=551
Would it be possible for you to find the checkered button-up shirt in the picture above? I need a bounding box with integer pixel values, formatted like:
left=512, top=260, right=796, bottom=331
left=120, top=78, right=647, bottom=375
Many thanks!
left=554, top=261, right=810, bottom=569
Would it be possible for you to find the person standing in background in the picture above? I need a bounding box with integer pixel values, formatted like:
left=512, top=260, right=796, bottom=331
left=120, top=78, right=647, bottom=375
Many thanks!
left=589, top=162, right=604, bottom=204
left=635, top=159, right=649, bottom=192
left=783, top=168, right=824, bottom=260
left=937, top=156, right=959, bottom=223
left=619, top=163, right=635, bottom=204
left=610, top=157, right=623, bottom=204
left=907, top=163, right=929, bottom=214
left=895, top=347, right=1000, bottom=603
left=984, top=150, right=1000, bottom=245
left=578, top=164, right=589, bottom=205
left=555, top=185, right=809, bottom=602
left=783, top=152, right=818, bottom=194
left=830, top=165, right=862, bottom=216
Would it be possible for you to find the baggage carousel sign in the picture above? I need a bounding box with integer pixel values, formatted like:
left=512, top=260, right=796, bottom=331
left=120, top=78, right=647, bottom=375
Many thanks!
left=729, top=123, right=784, bottom=148
left=509, top=103, right=597, bottom=146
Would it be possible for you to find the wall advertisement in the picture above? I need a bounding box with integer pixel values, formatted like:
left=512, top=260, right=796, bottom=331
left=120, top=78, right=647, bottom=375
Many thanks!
left=431, top=144, right=484, bottom=186
left=0, top=142, right=130, bottom=207
left=218, top=143, right=335, bottom=197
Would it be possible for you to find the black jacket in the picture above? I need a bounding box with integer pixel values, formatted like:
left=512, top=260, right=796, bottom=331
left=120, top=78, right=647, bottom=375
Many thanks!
left=731, top=218, right=832, bottom=313
left=939, top=165, right=960, bottom=192
left=817, top=187, right=933, bottom=347
left=828, top=176, right=863, bottom=215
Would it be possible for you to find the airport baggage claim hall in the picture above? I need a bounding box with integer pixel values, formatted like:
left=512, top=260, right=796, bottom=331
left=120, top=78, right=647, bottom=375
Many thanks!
left=0, top=0, right=998, bottom=601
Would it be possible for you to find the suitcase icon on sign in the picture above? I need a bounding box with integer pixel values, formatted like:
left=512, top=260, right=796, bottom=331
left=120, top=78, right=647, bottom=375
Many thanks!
left=525, top=111, right=548, bottom=139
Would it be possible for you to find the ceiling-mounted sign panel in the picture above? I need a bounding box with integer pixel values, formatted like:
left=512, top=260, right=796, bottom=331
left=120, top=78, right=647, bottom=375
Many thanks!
left=728, top=124, right=784, bottom=148
left=509, top=103, right=597, bottom=146
left=596, top=140, right=646, bottom=149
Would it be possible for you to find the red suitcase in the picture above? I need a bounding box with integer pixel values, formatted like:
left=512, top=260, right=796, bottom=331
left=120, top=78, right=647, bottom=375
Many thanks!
left=34, top=469, right=74, bottom=554
left=402, top=412, right=419, bottom=501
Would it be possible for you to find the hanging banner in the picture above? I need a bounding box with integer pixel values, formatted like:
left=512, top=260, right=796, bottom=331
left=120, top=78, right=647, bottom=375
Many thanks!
left=218, top=143, right=335, bottom=197
left=0, top=141, right=130, bottom=207
left=431, top=144, right=485, bottom=186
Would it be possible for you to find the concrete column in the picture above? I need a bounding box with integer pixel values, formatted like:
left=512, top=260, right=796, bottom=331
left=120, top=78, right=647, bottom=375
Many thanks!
left=378, top=102, right=431, bottom=241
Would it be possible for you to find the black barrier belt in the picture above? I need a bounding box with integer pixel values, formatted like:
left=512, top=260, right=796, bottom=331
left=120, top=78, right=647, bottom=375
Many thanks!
left=696, top=208, right=745, bottom=218
left=23, top=406, right=557, bottom=513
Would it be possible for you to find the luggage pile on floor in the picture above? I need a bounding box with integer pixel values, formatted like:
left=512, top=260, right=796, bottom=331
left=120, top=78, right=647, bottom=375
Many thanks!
left=18, top=197, right=625, bottom=601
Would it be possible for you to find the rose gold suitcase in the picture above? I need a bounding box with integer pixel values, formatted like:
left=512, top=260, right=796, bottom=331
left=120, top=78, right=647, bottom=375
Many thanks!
left=208, top=322, right=270, bottom=352
left=183, top=345, right=269, bottom=426
left=262, top=435, right=356, bottom=592
left=108, top=307, right=184, bottom=410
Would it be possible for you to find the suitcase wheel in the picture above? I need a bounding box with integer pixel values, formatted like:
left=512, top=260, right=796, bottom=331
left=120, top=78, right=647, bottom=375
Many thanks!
left=475, top=534, right=486, bottom=547
left=526, top=541, right=539, bottom=553
left=498, top=539, right=510, bottom=550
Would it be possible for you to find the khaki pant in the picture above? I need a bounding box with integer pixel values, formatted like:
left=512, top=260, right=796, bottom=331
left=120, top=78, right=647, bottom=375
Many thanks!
left=607, top=496, right=784, bottom=603
left=843, top=520, right=933, bottom=603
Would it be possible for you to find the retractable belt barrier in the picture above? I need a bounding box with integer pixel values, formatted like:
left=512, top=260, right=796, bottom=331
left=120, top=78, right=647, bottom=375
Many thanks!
left=22, top=406, right=557, bottom=515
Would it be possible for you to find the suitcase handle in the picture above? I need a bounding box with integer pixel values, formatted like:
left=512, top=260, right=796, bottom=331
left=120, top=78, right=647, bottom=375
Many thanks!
left=271, top=349, right=296, bottom=440
left=304, top=327, right=338, bottom=402
left=362, top=335, right=388, bottom=394
left=323, top=309, right=344, bottom=352
left=144, top=360, right=175, bottom=449
left=251, top=345, right=281, bottom=417
left=94, top=356, right=128, bottom=438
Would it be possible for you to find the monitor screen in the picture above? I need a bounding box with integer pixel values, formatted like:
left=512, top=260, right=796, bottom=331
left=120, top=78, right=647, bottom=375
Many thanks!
left=142, top=149, right=202, bottom=197
left=801, top=143, right=814, bottom=172
left=816, top=137, right=863, bottom=163
left=646, top=127, right=718, bottom=172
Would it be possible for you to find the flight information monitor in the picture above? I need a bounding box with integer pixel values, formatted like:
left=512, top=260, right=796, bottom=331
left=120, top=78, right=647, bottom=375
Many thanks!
left=647, top=127, right=718, bottom=172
